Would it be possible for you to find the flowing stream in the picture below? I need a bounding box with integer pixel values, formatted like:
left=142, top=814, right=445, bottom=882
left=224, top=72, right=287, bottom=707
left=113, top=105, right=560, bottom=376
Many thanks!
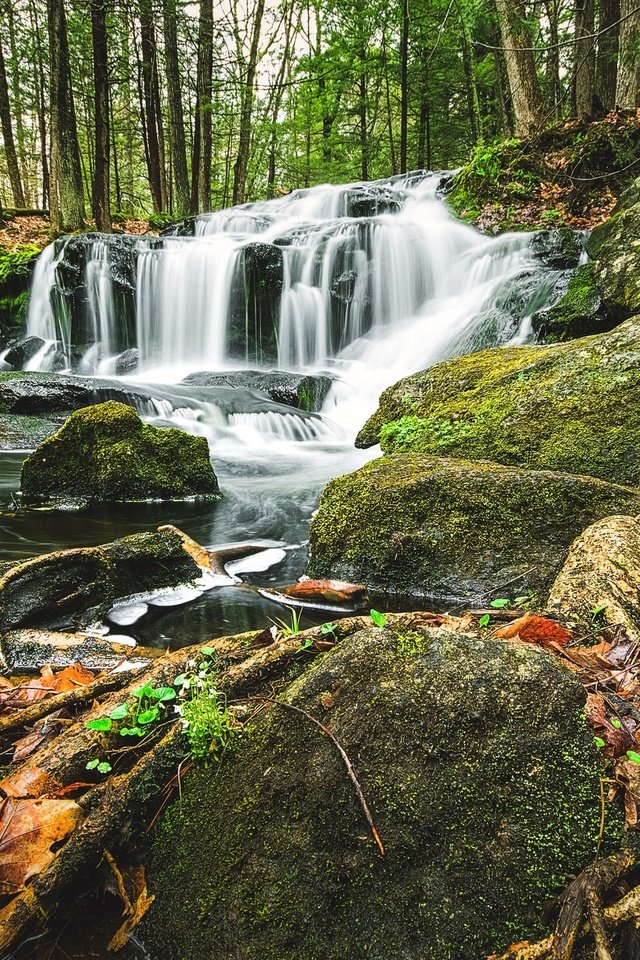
left=0, top=171, right=577, bottom=645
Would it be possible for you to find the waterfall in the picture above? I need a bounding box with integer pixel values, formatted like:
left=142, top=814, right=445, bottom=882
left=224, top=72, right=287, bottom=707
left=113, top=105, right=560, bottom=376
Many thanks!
left=21, top=170, right=580, bottom=444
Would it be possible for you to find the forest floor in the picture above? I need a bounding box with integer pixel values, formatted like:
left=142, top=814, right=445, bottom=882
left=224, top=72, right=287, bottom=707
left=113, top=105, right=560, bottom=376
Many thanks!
left=0, top=216, right=159, bottom=251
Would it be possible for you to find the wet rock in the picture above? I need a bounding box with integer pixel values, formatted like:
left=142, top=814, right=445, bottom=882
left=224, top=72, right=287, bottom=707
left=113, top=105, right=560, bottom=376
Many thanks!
left=532, top=262, right=617, bottom=341
left=180, top=370, right=333, bottom=411
left=587, top=179, right=640, bottom=317
left=140, top=627, right=616, bottom=960
left=0, top=528, right=202, bottom=631
left=114, top=347, right=139, bottom=375
left=356, top=317, right=640, bottom=487
left=0, top=244, right=39, bottom=347
left=346, top=184, right=405, bottom=217
left=529, top=228, right=585, bottom=269
left=2, top=335, right=47, bottom=369
left=307, top=454, right=640, bottom=603
left=227, top=243, right=283, bottom=364
left=547, top=515, right=640, bottom=640
left=20, top=401, right=220, bottom=505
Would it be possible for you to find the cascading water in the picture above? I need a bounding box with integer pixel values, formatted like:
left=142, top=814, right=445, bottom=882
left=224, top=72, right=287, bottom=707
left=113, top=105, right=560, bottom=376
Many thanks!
left=1, top=170, right=584, bottom=641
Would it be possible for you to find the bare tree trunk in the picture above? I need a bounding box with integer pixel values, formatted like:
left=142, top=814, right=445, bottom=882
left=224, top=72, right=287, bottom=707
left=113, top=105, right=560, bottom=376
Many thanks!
left=91, top=0, right=111, bottom=231
left=543, top=0, right=562, bottom=119
left=574, top=0, right=595, bottom=119
left=29, top=0, right=50, bottom=208
left=0, top=35, right=25, bottom=207
left=399, top=0, right=409, bottom=173
left=460, top=12, right=483, bottom=143
left=163, top=0, right=190, bottom=213
left=616, top=0, right=640, bottom=108
left=192, top=0, right=213, bottom=213
left=139, top=0, right=164, bottom=212
left=232, top=0, right=265, bottom=204
left=494, top=0, right=546, bottom=137
left=595, top=0, right=619, bottom=111
left=48, top=0, right=85, bottom=230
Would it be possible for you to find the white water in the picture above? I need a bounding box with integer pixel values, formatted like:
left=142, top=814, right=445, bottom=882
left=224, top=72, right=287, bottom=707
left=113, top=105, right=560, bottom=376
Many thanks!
left=23, top=171, right=566, bottom=453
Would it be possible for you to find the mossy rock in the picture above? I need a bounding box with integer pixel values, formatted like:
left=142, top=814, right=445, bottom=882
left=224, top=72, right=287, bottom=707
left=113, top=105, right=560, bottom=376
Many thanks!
left=587, top=180, right=640, bottom=317
left=0, top=528, right=200, bottom=630
left=306, top=454, right=640, bottom=603
left=0, top=244, right=40, bottom=346
left=356, top=318, right=640, bottom=487
left=20, top=401, right=221, bottom=505
left=532, top=262, right=617, bottom=341
left=140, top=627, right=618, bottom=960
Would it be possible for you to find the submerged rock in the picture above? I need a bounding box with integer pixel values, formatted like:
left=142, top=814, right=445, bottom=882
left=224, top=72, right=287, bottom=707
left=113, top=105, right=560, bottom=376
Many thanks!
left=548, top=515, right=640, bottom=641
left=532, top=261, right=617, bottom=341
left=356, top=318, right=640, bottom=486
left=587, top=179, right=640, bottom=317
left=306, top=454, right=640, bottom=603
left=180, top=370, right=333, bottom=411
left=140, top=626, right=615, bottom=960
left=0, top=527, right=201, bottom=631
left=20, top=401, right=220, bottom=505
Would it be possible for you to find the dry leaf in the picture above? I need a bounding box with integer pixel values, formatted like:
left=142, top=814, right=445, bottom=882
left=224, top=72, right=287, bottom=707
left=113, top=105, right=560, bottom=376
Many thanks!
left=0, top=796, right=82, bottom=894
left=0, top=663, right=94, bottom=715
left=0, top=767, right=64, bottom=799
left=494, top=614, right=575, bottom=648
left=104, top=855, right=155, bottom=951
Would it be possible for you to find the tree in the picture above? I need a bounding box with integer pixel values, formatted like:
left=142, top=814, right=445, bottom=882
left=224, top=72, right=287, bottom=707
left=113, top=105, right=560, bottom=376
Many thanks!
left=162, top=0, right=190, bottom=213
left=574, top=0, right=595, bottom=119
left=192, top=0, right=213, bottom=213
left=91, top=0, right=111, bottom=231
left=494, top=0, right=546, bottom=137
left=616, top=0, right=640, bottom=108
left=0, top=32, right=25, bottom=207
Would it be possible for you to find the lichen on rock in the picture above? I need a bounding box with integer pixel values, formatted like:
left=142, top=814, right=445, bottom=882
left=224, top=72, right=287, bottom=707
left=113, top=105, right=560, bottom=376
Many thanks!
left=20, top=400, right=221, bottom=505
left=587, top=179, right=640, bottom=318
left=139, top=626, right=618, bottom=960
left=356, top=317, right=640, bottom=487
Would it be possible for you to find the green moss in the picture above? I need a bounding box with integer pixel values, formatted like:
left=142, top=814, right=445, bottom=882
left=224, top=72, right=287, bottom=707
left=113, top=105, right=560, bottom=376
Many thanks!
left=0, top=244, right=39, bottom=342
left=307, top=454, right=640, bottom=602
left=357, top=318, right=640, bottom=487
left=139, top=628, right=621, bottom=960
left=20, top=401, right=221, bottom=505
left=587, top=187, right=640, bottom=317
left=533, top=262, right=615, bottom=342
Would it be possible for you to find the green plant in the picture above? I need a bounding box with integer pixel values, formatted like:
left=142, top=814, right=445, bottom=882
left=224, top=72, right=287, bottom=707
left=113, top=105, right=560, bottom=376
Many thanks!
left=85, top=758, right=112, bottom=774
left=394, top=629, right=425, bottom=656
left=175, top=649, right=238, bottom=763
left=479, top=614, right=491, bottom=628
left=271, top=606, right=302, bottom=637
left=370, top=609, right=387, bottom=628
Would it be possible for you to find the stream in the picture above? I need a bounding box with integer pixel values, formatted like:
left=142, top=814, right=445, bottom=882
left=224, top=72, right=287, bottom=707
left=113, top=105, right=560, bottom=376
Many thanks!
left=0, top=171, right=577, bottom=646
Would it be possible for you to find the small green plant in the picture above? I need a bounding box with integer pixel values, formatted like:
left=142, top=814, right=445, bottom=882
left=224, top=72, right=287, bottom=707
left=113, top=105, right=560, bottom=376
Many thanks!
left=489, top=598, right=511, bottom=609
left=591, top=603, right=607, bottom=620
left=321, top=621, right=337, bottom=639
left=175, top=650, right=237, bottom=763
left=394, top=629, right=425, bottom=656
left=479, top=614, right=491, bottom=628
left=271, top=606, right=302, bottom=637
left=85, top=758, right=112, bottom=774
left=627, top=750, right=640, bottom=764
left=370, top=609, right=387, bottom=628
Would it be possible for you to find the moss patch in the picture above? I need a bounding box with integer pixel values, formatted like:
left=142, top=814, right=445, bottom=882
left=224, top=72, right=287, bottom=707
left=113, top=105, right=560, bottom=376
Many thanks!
left=20, top=401, right=221, bottom=505
left=306, top=453, right=640, bottom=603
left=357, top=318, right=640, bottom=487
left=140, top=627, right=619, bottom=960
left=0, top=244, right=39, bottom=344
left=533, top=262, right=617, bottom=341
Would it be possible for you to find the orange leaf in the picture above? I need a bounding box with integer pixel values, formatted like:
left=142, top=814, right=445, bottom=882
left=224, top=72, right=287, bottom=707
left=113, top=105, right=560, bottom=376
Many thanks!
left=0, top=797, right=82, bottom=895
left=494, top=614, right=575, bottom=648
left=0, top=767, right=64, bottom=799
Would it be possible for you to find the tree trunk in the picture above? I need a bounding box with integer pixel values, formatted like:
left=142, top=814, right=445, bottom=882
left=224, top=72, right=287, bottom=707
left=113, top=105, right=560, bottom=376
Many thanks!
left=0, top=36, right=25, bottom=207
left=494, top=0, right=546, bottom=137
left=358, top=43, right=368, bottom=180
left=29, top=0, right=50, bottom=208
left=232, top=0, right=265, bottom=205
left=543, top=0, right=562, bottom=120
left=460, top=12, right=483, bottom=144
left=616, top=0, right=640, bottom=108
left=139, top=0, right=164, bottom=212
left=162, top=0, right=190, bottom=214
left=192, top=0, right=213, bottom=213
left=399, top=0, right=409, bottom=173
left=574, top=0, right=595, bottom=119
left=595, top=0, right=619, bottom=111
left=91, top=0, right=111, bottom=231
left=48, top=0, right=85, bottom=231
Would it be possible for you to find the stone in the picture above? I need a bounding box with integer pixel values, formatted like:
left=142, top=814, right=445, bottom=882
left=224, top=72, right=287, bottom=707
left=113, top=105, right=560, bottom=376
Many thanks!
left=20, top=401, right=220, bottom=505
left=139, top=626, right=617, bottom=960
left=0, top=528, right=201, bottom=631
left=356, top=318, right=640, bottom=487
left=547, top=515, right=640, bottom=641
left=306, top=454, right=640, bottom=603
left=532, top=262, right=617, bottom=341
left=180, top=370, right=334, bottom=411
left=587, top=179, right=640, bottom=318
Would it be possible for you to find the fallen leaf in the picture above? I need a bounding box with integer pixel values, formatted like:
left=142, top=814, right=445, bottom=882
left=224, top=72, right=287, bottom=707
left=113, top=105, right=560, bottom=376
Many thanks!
left=494, top=614, right=576, bottom=648
left=0, top=767, right=64, bottom=799
left=0, top=796, right=82, bottom=894
left=11, top=710, right=68, bottom=764
left=0, top=663, right=94, bottom=715
left=104, top=855, right=155, bottom=951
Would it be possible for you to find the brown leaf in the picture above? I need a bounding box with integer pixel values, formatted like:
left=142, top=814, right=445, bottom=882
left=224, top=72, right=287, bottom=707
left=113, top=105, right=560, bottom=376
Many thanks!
left=585, top=693, right=634, bottom=757
left=11, top=711, right=68, bottom=764
left=0, top=796, right=82, bottom=894
left=614, top=757, right=640, bottom=828
left=0, top=663, right=94, bottom=715
left=494, top=614, right=576, bottom=648
left=0, top=767, right=64, bottom=799
left=104, top=857, right=155, bottom=951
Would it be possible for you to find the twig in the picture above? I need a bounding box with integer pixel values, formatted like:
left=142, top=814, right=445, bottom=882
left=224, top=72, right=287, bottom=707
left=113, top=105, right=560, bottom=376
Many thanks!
left=251, top=696, right=385, bottom=857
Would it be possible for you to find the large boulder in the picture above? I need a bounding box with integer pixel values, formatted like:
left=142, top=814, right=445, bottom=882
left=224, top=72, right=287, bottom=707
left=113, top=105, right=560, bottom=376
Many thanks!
left=180, top=369, right=333, bottom=412
left=20, top=401, right=220, bottom=505
left=356, top=318, right=640, bottom=487
left=139, top=626, right=616, bottom=960
left=587, top=179, right=640, bottom=318
left=0, top=528, right=200, bottom=630
left=0, top=244, right=39, bottom=348
left=547, top=515, right=640, bottom=640
left=306, top=454, right=640, bottom=603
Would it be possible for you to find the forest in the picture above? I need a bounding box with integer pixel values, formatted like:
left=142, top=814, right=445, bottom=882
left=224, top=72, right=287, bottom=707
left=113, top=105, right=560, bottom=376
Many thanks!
left=0, top=0, right=639, bottom=230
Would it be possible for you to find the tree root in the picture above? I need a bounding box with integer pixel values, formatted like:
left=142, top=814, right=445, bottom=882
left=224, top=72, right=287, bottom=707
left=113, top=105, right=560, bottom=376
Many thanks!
left=489, top=849, right=638, bottom=960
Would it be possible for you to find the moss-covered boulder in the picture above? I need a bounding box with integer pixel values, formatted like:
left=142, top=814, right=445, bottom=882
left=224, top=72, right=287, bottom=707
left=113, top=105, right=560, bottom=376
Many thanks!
left=356, top=318, right=640, bottom=487
left=0, top=528, right=200, bottom=630
left=0, top=244, right=40, bottom=347
left=587, top=179, right=640, bottom=318
left=532, top=261, right=617, bottom=341
left=306, top=454, right=640, bottom=603
left=140, top=626, right=616, bottom=960
left=20, top=401, right=220, bottom=505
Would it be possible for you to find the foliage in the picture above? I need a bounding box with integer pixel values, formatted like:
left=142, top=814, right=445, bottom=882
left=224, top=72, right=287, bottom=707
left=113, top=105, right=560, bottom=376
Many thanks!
left=175, top=649, right=238, bottom=764
left=271, top=606, right=303, bottom=638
